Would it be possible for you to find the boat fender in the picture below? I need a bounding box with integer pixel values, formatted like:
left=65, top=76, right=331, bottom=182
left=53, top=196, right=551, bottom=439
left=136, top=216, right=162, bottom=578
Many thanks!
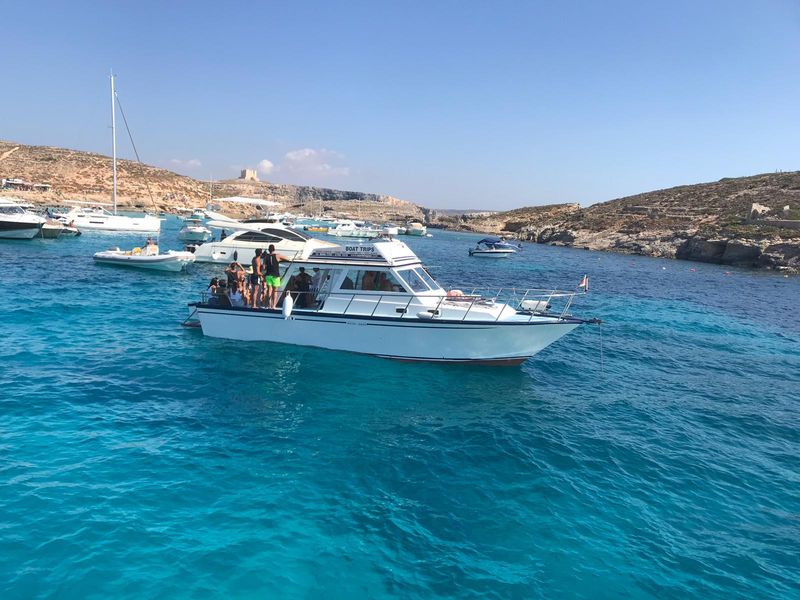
left=416, top=309, right=440, bottom=319
left=447, top=289, right=464, bottom=297
left=283, top=294, right=294, bottom=319
left=133, top=247, right=142, bottom=255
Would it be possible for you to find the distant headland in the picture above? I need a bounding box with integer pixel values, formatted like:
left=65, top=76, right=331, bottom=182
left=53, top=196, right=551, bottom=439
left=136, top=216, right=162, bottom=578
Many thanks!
left=2, top=139, right=798, bottom=272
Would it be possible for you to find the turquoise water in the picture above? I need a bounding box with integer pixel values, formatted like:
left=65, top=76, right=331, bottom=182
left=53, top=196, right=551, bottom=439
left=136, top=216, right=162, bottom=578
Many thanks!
left=1, top=219, right=798, bottom=599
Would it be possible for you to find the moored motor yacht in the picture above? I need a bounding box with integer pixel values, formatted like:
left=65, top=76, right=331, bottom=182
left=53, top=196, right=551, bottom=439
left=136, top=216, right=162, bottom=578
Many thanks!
left=190, top=236, right=598, bottom=364
left=178, top=217, right=213, bottom=243
left=54, top=205, right=161, bottom=233
left=404, top=221, right=427, bottom=236
left=0, top=198, right=47, bottom=239
left=469, top=238, right=521, bottom=258
left=326, top=219, right=382, bottom=238
left=190, top=220, right=335, bottom=264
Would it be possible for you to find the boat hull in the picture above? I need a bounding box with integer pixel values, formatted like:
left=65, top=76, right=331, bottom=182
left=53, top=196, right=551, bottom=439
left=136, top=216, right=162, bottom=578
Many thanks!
left=93, top=251, right=195, bottom=272
left=469, top=250, right=514, bottom=258
left=39, top=223, right=64, bottom=238
left=57, top=212, right=161, bottom=232
left=0, top=222, right=43, bottom=239
left=195, top=305, right=580, bottom=364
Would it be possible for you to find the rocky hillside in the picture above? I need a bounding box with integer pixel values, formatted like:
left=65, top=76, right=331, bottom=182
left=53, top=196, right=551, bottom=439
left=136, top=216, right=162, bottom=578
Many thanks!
left=448, top=172, right=800, bottom=272
left=0, top=140, right=423, bottom=221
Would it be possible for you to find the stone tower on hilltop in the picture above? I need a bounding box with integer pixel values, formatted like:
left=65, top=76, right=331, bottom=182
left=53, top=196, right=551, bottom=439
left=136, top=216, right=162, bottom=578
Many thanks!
left=240, top=169, right=259, bottom=182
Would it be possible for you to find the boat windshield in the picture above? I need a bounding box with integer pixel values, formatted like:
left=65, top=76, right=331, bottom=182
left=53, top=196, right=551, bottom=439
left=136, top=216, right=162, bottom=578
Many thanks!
left=415, top=267, right=441, bottom=291
left=0, top=206, right=26, bottom=215
left=397, top=268, right=430, bottom=292
left=259, top=227, right=311, bottom=242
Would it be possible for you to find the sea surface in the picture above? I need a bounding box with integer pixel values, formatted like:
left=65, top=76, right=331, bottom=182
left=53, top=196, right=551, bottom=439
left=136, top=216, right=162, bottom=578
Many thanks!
left=1, top=218, right=798, bottom=599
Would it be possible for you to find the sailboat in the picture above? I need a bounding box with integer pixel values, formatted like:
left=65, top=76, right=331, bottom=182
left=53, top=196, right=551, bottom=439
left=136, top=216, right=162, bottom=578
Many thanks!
left=92, top=73, right=193, bottom=272
left=59, top=74, right=161, bottom=233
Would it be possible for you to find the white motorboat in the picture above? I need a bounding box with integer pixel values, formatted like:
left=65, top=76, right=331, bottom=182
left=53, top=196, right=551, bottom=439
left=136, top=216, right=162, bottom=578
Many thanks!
left=39, top=220, right=65, bottom=238
left=468, top=238, right=520, bottom=258
left=56, top=75, right=161, bottom=233
left=54, top=205, right=161, bottom=232
left=59, top=224, right=81, bottom=237
left=191, top=220, right=335, bottom=264
left=178, top=218, right=213, bottom=243
left=93, top=244, right=195, bottom=272
left=0, top=198, right=47, bottom=239
left=191, top=236, right=597, bottom=365
left=404, top=221, right=427, bottom=236
left=326, top=219, right=382, bottom=238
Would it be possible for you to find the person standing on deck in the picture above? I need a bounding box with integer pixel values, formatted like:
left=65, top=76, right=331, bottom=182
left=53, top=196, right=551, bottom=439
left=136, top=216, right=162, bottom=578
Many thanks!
left=264, top=244, right=290, bottom=309
left=249, top=248, right=264, bottom=308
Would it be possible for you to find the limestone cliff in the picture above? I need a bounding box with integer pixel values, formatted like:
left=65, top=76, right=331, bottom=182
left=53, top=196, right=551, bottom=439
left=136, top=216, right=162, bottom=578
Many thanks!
left=0, top=140, right=423, bottom=222
left=441, top=172, right=800, bottom=272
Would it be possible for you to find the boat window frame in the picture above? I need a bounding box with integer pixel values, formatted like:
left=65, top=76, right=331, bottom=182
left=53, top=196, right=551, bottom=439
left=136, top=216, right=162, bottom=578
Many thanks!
left=337, top=268, right=405, bottom=293
left=259, top=227, right=311, bottom=242
left=396, top=267, right=431, bottom=293
left=414, top=267, right=441, bottom=291
left=234, top=231, right=283, bottom=243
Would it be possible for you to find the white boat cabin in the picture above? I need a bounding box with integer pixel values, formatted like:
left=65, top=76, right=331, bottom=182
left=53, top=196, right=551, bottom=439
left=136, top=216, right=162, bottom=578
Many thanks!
left=275, top=239, right=521, bottom=322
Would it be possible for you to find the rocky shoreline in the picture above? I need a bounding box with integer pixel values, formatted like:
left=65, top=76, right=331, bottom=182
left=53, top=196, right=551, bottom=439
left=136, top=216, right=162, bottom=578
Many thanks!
left=3, top=139, right=798, bottom=273
left=432, top=174, right=800, bottom=274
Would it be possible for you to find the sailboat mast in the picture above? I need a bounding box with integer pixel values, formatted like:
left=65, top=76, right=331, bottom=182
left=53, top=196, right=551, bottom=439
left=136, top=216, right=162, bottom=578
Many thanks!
left=111, top=72, right=117, bottom=215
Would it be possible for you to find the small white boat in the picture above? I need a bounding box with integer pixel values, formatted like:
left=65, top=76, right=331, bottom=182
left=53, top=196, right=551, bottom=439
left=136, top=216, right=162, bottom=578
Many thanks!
left=326, top=219, right=382, bottom=238
left=190, top=236, right=596, bottom=365
left=404, top=221, right=427, bottom=236
left=468, top=238, right=520, bottom=258
left=59, top=224, right=81, bottom=237
left=178, top=218, right=213, bottom=243
left=39, top=220, right=65, bottom=238
left=94, top=244, right=195, bottom=272
left=0, top=198, right=47, bottom=239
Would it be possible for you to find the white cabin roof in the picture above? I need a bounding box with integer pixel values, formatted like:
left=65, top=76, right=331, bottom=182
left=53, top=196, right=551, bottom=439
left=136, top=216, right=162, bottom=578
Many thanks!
left=304, top=239, right=421, bottom=267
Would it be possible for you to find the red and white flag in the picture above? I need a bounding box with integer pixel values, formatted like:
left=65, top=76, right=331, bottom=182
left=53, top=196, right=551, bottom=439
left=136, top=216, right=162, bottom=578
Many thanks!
left=577, top=275, right=589, bottom=292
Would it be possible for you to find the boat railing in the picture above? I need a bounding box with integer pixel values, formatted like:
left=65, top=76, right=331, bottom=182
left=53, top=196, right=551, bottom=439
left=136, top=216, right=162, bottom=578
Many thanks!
left=198, top=286, right=581, bottom=322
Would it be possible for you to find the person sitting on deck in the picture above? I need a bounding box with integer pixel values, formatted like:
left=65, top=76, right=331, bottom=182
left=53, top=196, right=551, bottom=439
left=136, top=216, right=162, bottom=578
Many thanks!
left=229, top=281, right=245, bottom=307
left=375, top=272, right=394, bottom=292
left=144, top=237, right=159, bottom=256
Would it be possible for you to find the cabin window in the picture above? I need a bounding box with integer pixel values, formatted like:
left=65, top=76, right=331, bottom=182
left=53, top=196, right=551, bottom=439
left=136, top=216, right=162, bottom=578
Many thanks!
left=260, top=227, right=311, bottom=242
left=236, top=231, right=282, bottom=243
left=339, top=270, right=403, bottom=292
left=397, top=268, right=430, bottom=292
left=415, top=267, right=441, bottom=291
left=0, top=206, right=24, bottom=214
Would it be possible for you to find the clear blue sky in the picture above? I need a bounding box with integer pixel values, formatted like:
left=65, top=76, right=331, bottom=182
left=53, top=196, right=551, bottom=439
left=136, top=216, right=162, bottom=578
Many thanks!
left=2, top=0, right=799, bottom=209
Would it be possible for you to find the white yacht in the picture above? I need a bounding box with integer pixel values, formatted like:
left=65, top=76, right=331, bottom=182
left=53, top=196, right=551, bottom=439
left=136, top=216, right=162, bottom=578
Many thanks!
left=190, top=221, right=335, bottom=264
left=178, top=217, right=213, bottom=243
left=55, top=205, right=161, bottom=232
left=0, top=198, right=47, bottom=239
left=326, top=219, right=382, bottom=239
left=55, top=74, right=161, bottom=233
left=469, top=238, right=521, bottom=258
left=190, top=236, right=597, bottom=365
left=404, top=221, right=427, bottom=236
